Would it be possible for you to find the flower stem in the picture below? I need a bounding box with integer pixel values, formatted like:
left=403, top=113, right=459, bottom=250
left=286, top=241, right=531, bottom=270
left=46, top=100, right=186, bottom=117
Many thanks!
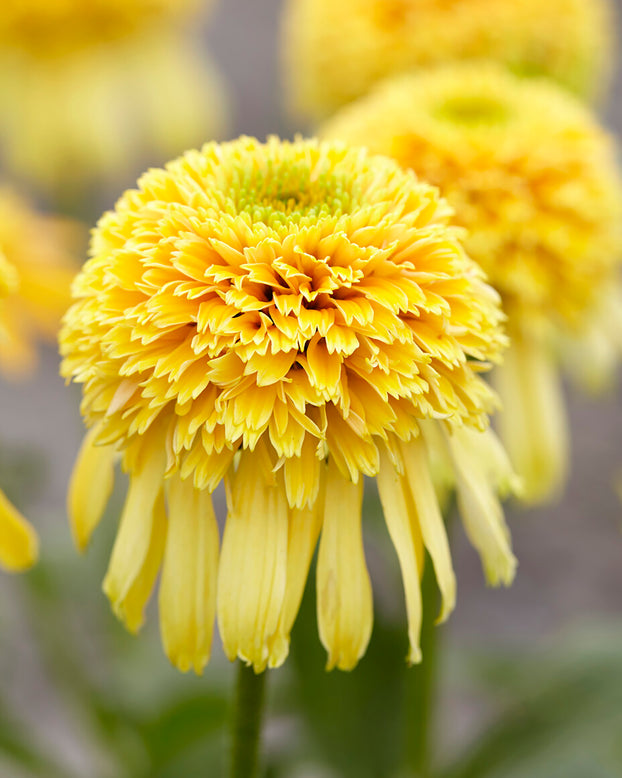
left=229, top=662, right=267, bottom=778
left=403, top=557, right=439, bottom=777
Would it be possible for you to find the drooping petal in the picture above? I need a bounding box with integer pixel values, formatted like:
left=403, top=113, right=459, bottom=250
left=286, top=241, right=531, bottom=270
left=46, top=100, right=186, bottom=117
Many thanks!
left=68, top=426, right=117, bottom=551
left=268, top=474, right=325, bottom=668
left=0, top=489, right=38, bottom=572
left=117, top=490, right=168, bottom=633
left=376, top=447, right=423, bottom=664
left=444, top=427, right=517, bottom=587
left=217, top=448, right=288, bottom=672
left=159, top=474, right=219, bottom=674
left=316, top=460, right=372, bottom=670
left=103, top=444, right=167, bottom=632
left=400, top=436, right=456, bottom=624
left=493, top=335, right=568, bottom=504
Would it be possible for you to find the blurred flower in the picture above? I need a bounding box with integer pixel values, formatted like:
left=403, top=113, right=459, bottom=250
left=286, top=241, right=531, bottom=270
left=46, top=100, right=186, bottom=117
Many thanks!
left=0, top=255, right=38, bottom=572
left=322, top=64, right=622, bottom=503
left=0, top=488, right=39, bottom=572
left=282, top=0, right=615, bottom=123
left=0, top=188, right=80, bottom=376
left=0, top=0, right=227, bottom=200
left=60, top=136, right=515, bottom=674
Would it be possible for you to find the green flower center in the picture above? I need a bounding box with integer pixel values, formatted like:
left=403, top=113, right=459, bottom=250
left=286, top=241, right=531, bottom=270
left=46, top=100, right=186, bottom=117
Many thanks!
left=222, top=163, right=357, bottom=229
left=435, top=95, right=510, bottom=126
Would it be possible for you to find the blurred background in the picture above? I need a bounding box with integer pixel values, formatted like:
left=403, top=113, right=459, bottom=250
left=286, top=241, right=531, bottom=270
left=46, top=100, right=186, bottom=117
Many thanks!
left=1, top=0, right=622, bottom=776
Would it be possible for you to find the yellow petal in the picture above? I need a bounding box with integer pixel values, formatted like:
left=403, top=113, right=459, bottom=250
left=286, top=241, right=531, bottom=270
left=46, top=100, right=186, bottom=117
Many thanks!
left=376, top=447, right=423, bottom=664
left=316, top=461, right=372, bottom=670
left=458, top=426, right=522, bottom=500
left=282, top=433, right=322, bottom=509
left=399, top=436, right=456, bottom=624
left=444, top=428, right=517, bottom=587
left=0, top=489, right=39, bottom=572
left=68, top=426, right=116, bottom=551
left=493, top=336, right=568, bottom=504
left=103, top=445, right=167, bottom=633
left=267, top=476, right=325, bottom=668
left=159, top=475, right=219, bottom=675
left=217, top=449, right=288, bottom=672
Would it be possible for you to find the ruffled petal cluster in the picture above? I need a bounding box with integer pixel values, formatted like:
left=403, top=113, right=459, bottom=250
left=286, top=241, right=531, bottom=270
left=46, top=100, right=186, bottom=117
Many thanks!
left=0, top=255, right=39, bottom=572
left=0, top=188, right=80, bottom=376
left=61, top=136, right=515, bottom=673
left=282, top=0, right=615, bottom=122
left=322, top=64, right=622, bottom=502
left=0, top=0, right=227, bottom=197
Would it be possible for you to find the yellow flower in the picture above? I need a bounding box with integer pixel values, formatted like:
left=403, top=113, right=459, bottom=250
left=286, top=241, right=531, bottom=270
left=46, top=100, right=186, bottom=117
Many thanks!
left=60, top=136, right=515, bottom=674
left=0, top=256, right=39, bottom=572
left=0, top=188, right=80, bottom=376
left=322, top=64, right=622, bottom=503
left=0, top=0, right=227, bottom=198
left=0, top=489, right=39, bottom=572
left=282, top=0, right=615, bottom=122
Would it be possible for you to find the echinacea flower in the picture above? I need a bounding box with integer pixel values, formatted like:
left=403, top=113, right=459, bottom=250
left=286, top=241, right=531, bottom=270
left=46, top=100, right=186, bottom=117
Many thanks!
left=0, top=188, right=80, bottom=376
left=0, top=256, right=38, bottom=572
left=282, top=0, right=615, bottom=123
left=322, top=65, right=622, bottom=503
left=60, top=136, right=516, bottom=674
left=0, top=0, right=227, bottom=199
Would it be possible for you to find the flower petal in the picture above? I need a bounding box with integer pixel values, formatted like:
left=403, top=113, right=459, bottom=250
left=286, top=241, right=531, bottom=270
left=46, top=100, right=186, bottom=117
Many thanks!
left=267, top=476, right=325, bottom=668
left=376, top=446, right=423, bottom=664
left=68, top=426, right=116, bottom=551
left=399, top=435, right=456, bottom=624
left=159, top=474, right=219, bottom=674
left=444, top=429, right=517, bottom=587
left=0, top=489, right=38, bottom=572
left=103, top=444, right=167, bottom=632
left=217, top=448, right=288, bottom=672
left=316, top=461, right=372, bottom=670
left=494, top=336, right=568, bottom=504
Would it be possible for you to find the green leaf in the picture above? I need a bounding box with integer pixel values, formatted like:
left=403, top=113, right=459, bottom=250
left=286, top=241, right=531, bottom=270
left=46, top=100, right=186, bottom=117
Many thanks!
left=440, top=628, right=622, bottom=778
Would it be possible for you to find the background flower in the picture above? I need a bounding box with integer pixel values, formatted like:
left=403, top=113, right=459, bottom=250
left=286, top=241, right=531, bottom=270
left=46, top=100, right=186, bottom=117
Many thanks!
left=282, top=0, right=616, bottom=123
left=0, top=254, right=38, bottom=572
left=0, top=0, right=228, bottom=202
left=0, top=188, right=81, bottom=377
left=322, top=63, right=622, bottom=503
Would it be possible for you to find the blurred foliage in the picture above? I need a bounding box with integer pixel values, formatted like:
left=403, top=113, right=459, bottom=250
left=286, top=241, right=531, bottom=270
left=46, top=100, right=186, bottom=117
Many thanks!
left=440, top=628, right=622, bottom=778
left=2, top=464, right=622, bottom=777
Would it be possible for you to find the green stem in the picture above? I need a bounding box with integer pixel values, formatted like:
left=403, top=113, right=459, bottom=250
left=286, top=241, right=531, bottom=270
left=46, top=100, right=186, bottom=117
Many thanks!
left=403, top=557, right=439, bottom=777
left=229, top=662, right=267, bottom=778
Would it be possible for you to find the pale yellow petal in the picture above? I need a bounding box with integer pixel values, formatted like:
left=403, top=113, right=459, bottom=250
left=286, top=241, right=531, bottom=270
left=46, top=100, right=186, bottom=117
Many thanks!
left=217, top=449, right=288, bottom=672
left=400, top=436, right=456, bottom=624
left=444, top=428, right=517, bottom=587
left=267, top=474, right=325, bottom=668
left=103, top=444, right=167, bottom=632
left=118, top=490, right=167, bottom=633
left=159, top=474, right=219, bottom=674
left=493, top=336, right=568, bottom=504
left=376, top=447, right=423, bottom=664
left=316, top=461, right=372, bottom=671
left=68, top=426, right=116, bottom=551
left=456, top=426, right=522, bottom=500
left=0, top=489, right=39, bottom=572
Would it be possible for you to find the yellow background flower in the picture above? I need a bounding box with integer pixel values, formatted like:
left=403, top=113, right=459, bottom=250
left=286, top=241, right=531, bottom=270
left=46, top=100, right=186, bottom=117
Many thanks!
left=0, top=253, right=39, bottom=572
left=322, top=65, right=622, bottom=502
left=0, top=0, right=227, bottom=198
left=283, top=0, right=615, bottom=122
left=0, top=188, right=80, bottom=376
left=61, top=137, right=515, bottom=674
